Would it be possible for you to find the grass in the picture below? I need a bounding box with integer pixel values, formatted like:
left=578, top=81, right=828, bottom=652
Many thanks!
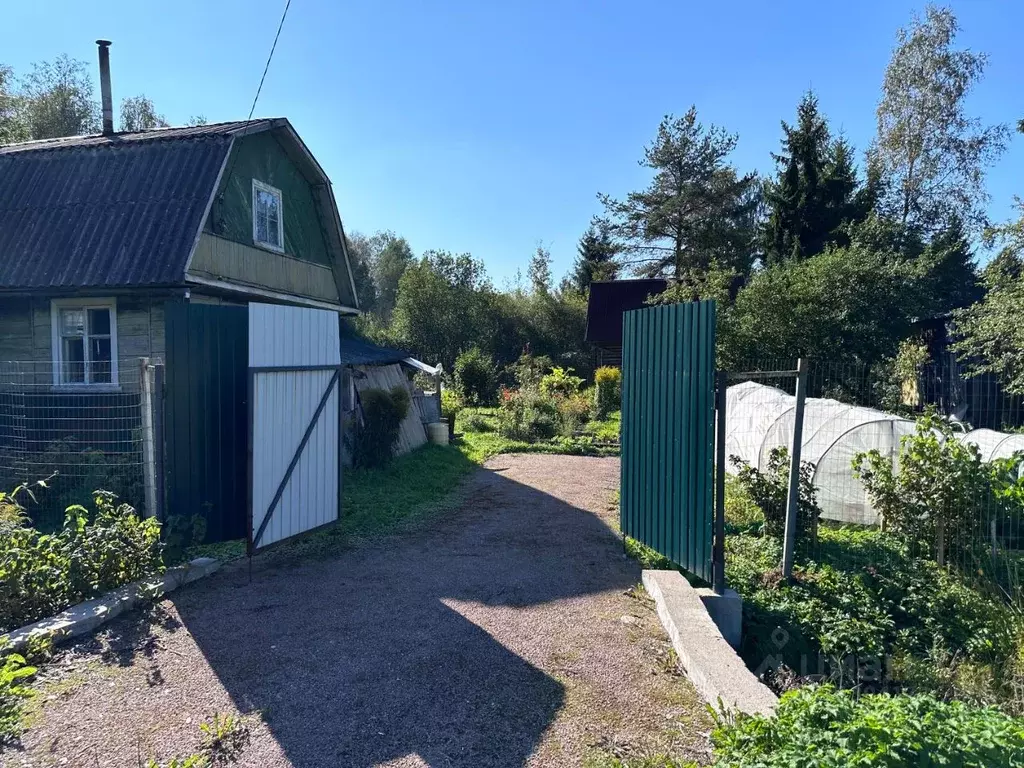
left=185, top=405, right=620, bottom=562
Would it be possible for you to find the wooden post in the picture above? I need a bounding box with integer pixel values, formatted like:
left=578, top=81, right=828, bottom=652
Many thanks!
left=782, top=358, right=809, bottom=579
left=139, top=357, right=158, bottom=519
left=714, top=370, right=727, bottom=595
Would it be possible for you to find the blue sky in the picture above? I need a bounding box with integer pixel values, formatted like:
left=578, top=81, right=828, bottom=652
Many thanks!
left=4, top=0, right=1021, bottom=284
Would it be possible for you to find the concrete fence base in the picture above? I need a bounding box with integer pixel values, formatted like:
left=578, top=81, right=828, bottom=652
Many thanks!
left=643, top=569, right=777, bottom=717
left=1, top=557, right=220, bottom=654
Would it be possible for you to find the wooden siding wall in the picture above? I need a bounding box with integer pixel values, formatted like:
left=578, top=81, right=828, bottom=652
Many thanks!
left=0, top=297, right=164, bottom=390
left=188, top=233, right=341, bottom=304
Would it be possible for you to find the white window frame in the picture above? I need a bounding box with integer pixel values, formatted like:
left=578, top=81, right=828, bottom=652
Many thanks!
left=50, top=298, right=119, bottom=388
left=252, top=179, right=285, bottom=253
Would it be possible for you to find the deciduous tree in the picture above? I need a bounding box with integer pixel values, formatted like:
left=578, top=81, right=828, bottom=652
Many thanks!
left=869, top=5, right=1008, bottom=234
left=0, top=65, right=27, bottom=145
left=952, top=203, right=1024, bottom=393
left=19, top=55, right=98, bottom=139
left=119, top=95, right=168, bottom=132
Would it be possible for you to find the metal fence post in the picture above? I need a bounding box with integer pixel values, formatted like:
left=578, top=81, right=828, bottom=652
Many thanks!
left=782, top=357, right=809, bottom=579
left=152, top=362, right=166, bottom=522
left=139, top=357, right=158, bottom=519
left=714, top=370, right=727, bottom=594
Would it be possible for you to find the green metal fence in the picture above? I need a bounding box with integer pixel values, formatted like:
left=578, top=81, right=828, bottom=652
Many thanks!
left=620, top=301, right=717, bottom=585
left=164, top=301, right=249, bottom=543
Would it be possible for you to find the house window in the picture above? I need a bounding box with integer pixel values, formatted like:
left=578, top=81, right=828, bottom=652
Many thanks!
left=50, top=299, right=118, bottom=386
left=252, top=179, right=284, bottom=252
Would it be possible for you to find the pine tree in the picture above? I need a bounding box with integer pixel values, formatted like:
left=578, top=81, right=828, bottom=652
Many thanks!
left=599, top=107, right=758, bottom=281
left=762, top=93, right=864, bottom=264
left=571, top=222, right=619, bottom=293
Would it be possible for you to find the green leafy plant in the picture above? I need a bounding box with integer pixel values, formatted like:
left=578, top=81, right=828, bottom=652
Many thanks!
left=539, top=366, right=584, bottom=399
left=730, top=447, right=820, bottom=541
left=453, top=346, right=498, bottom=405
left=440, top=388, right=462, bottom=439
left=0, top=439, right=145, bottom=532
left=854, top=414, right=991, bottom=563
left=145, top=713, right=251, bottom=767
left=711, top=685, right=1024, bottom=767
left=506, top=351, right=554, bottom=389
left=496, top=386, right=559, bottom=441
left=0, top=641, right=36, bottom=745
left=557, top=393, right=593, bottom=436
left=354, top=386, right=412, bottom=468
left=0, top=486, right=163, bottom=633
left=594, top=366, right=622, bottom=418
left=726, top=526, right=1019, bottom=700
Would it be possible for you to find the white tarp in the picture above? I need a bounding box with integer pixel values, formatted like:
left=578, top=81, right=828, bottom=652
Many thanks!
left=958, top=428, right=1024, bottom=463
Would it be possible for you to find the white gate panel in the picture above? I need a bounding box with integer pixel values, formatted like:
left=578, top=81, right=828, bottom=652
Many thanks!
left=249, top=303, right=341, bottom=551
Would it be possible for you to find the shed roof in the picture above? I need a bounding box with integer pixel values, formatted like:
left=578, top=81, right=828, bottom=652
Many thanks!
left=585, top=279, right=668, bottom=345
left=339, top=332, right=413, bottom=366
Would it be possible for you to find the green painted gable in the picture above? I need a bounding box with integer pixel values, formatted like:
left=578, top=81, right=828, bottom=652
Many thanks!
left=205, top=131, right=332, bottom=267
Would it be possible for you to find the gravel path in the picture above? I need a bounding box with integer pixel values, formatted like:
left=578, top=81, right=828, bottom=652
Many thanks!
left=6, top=454, right=711, bottom=768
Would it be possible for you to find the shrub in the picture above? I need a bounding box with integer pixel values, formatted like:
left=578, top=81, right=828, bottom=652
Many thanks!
left=461, top=411, right=494, bottom=433
left=506, top=351, right=554, bottom=389
left=730, top=446, right=820, bottom=541
left=440, top=388, right=462, bottom=437
left=354, top=386, right=411, bottom=468
left=712, top=685, right=1024, bottom=768
left=0, top=488, right=163, bottom=634
left=539, top=366, right=583, bottom=399
left=0, top=642, right=35, bottom=745
left=854, top=414, right=992, bottom=562
left=594, top=366, right=622, bottom=418
left=454, top=347, right=498, bottom=405
left=0, top=439, right=144, bottom=532
left=497, top=387, right=559, bottom=441
left=557, top=393, right=593, bottom=436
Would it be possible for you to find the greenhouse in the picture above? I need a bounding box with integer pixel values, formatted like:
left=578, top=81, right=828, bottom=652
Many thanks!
left=725, top=381, right=917, bottom=525
left=957, top=428, right=1024, bottom=462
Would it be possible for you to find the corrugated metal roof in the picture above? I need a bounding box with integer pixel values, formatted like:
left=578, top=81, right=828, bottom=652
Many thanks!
left=0, top=122, right=280, bottom=290
left=585, top=279, right=668, bottom=345
left=0, top=120, right=276, bottom=155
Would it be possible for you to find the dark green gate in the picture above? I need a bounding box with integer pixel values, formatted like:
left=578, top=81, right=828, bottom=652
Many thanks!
left=620, top=301, right=717, bottom=585
left=164, top=301, right=249, bottom=543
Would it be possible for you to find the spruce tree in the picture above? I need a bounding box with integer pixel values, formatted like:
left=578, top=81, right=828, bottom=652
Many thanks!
left=572, top=222, right=619, bottom=292
left=762, top=93, right=864, bottom=264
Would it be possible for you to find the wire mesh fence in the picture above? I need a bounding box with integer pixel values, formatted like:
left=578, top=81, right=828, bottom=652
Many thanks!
left=0, top=359, right=152, bottom=531
left=723, top=358, right=1024, bottom=596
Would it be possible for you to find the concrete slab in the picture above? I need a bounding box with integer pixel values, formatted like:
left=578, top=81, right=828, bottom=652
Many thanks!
left=643, top=569, right=777, bottom=717
left=2, top=557, right=220, bottom=653
left=697, top=587, right=743, bottom=650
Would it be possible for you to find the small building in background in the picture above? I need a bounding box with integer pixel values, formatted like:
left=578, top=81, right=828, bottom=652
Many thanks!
left=584, top=279, right=667, bottom=367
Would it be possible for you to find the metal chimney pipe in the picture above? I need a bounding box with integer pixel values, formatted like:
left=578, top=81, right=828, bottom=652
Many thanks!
left=96, top=40, right=114, bottom=135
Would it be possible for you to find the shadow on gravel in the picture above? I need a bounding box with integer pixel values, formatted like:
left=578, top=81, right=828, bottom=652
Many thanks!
left=172, top=464, right=636, bottom=767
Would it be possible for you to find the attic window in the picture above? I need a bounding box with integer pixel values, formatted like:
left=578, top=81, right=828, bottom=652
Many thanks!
left=252, top=180, right=284, bottom=252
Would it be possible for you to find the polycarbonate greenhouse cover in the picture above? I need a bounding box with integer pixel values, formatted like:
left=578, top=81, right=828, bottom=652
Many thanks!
left=724, top=382, right=917, bottom=525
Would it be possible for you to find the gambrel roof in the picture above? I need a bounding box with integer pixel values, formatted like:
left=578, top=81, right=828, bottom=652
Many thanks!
left=0, top=119, right=357, bottom=307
